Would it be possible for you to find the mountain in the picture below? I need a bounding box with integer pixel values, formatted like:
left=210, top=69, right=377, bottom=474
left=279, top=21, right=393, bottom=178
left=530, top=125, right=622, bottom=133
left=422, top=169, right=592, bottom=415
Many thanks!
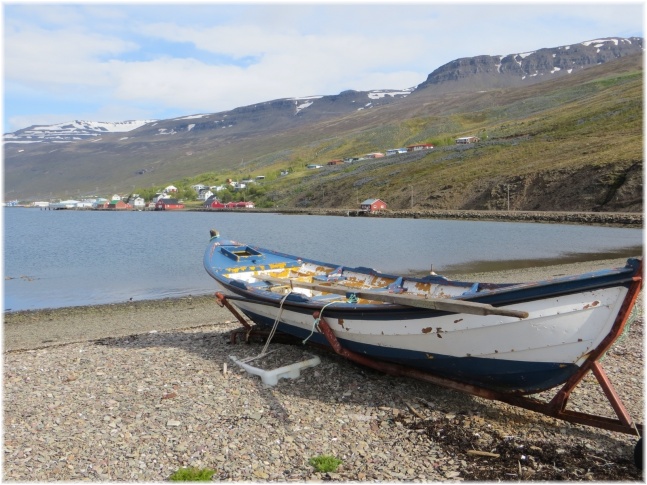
left=3, top=37, right=643, bottom=213
left=417, top=37, right=643, bottom=92
left=4, top=120, right=155, bottom=143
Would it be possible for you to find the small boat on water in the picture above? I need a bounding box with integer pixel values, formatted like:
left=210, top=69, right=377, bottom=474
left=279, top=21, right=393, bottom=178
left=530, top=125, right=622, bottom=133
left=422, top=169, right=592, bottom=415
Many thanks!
left=203, top=230, right=642, bottom=395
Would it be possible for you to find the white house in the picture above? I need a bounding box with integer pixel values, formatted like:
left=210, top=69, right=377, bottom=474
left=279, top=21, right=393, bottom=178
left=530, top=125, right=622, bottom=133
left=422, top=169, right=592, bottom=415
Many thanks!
left=164, top=185, right=178, bottom=193
left=198, top=189, right=213, bottom=201
left=192, top=184, right=208, bottom=193
left=456, top=136, right=480, bottom=144
left=133, top=197, right=146, bottom=209
left=386, top=148, right=407, bottom=156
left=51, top=200, right=80, bottom=209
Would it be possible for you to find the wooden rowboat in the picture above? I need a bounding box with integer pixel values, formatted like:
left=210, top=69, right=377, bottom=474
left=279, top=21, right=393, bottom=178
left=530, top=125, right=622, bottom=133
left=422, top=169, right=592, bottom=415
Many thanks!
left=204, top=230, right=644, bottom=464
left=203, top=231, right=642, bottom=396
left=204, top=229, right=646, bottom=466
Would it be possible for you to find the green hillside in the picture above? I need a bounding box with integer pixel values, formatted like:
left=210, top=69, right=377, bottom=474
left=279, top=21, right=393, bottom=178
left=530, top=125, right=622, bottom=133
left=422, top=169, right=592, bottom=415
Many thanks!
left=6, top=53, right=642, bottom=212
left=149, top=59, right=642, bottom=212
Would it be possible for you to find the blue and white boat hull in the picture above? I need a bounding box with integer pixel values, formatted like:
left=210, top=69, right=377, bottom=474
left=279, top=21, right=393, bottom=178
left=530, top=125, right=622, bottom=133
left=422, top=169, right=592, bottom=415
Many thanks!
left=204, top=233, right=641, bottom=394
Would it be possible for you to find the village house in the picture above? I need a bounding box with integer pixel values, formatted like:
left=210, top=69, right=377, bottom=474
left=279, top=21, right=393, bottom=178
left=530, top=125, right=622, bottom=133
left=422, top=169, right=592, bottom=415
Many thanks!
left=107, top=199, right=132, bottom=210
left=151, top=192, right=167, bottom=203
left=75, top=200, right=95, bottom=209
left=192, top=184, right=208, bottom=193
left=50, top=200, right=81, bottom=209
left=132, top=197, right=145, bottom=209
left=203, top=196, right=255, bottom=209
left=197, top=188, right=213, bottom=201
left=155, top=198, right=185, bottom=210
left=360, top=198, right=387, bottom=212
left=125, top=194, right=145, bottom=209
left=363, top=152, right=385, bottom=159
left=455, top=136, right=480, bottom=144
left=386, top=148, right=408, bottom=156
left=407, top=144, right=434, bottom=152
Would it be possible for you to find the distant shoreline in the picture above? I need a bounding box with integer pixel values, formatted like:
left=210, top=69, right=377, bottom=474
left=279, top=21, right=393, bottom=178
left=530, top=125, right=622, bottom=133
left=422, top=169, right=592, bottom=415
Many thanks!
left=21, top=205, right=643, bottom=227
left=191, top=207, right=644, bottom=228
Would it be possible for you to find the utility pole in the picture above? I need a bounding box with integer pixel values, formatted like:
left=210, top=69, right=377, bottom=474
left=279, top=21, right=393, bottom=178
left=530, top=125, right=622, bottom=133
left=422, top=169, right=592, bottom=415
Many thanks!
left=410, top=185, right=414, bottom=209
left=506, top=185, right=510, bottom=211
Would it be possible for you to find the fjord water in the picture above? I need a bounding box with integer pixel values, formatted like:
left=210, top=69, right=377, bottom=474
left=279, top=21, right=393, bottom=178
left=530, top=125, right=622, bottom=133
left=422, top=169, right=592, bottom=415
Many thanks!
left=4, top=209, right=643, bottom=311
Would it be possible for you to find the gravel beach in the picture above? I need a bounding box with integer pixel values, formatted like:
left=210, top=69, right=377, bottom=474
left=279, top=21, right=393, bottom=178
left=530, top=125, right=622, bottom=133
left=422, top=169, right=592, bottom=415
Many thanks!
left=4, top=258, right=644, bottom=481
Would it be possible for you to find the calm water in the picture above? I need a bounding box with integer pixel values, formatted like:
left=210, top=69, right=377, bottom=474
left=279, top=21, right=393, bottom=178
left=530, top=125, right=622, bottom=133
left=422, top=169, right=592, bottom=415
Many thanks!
left=4, top=209, right=643, bottom=311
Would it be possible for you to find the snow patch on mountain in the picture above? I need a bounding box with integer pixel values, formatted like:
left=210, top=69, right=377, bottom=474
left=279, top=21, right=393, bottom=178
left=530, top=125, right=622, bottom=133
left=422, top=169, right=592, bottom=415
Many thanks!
left=368, top=89, right=414, bottom=99
left=4, top=119, right=156, bottom=144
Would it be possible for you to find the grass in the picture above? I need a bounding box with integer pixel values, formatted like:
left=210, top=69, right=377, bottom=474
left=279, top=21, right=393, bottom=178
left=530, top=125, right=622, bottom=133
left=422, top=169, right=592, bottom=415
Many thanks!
left=168, top=467, right=216, bottom=481
left=309, top=455, right=343, bottom=473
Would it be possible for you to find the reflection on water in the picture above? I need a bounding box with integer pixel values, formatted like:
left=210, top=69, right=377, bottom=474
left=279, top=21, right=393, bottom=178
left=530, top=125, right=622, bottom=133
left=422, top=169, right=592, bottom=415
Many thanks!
left=440, top=247, right=643, bottom=276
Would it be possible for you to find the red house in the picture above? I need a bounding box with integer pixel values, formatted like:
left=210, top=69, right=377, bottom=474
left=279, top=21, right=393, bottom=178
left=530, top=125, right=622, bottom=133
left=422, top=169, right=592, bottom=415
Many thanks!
left=155, top=198, right=185, bottom=210
left=224, top=201, right=255, bottom=209
left=107, top=200, right=132, bottom=210
left=205, top=199, right=255, bottom=209
left=360, top=198, right=387, bottom=212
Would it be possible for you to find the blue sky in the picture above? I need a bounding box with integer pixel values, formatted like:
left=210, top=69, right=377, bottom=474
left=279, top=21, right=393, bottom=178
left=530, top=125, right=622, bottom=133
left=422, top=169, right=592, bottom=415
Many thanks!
left=3, top=2, right=644, bottom=133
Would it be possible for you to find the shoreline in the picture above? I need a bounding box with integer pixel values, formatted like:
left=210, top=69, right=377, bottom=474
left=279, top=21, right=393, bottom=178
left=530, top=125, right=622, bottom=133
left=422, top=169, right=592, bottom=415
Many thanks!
left=24, top=205, right=644, bottom=228
left=4, top=256, right=640, bottom=352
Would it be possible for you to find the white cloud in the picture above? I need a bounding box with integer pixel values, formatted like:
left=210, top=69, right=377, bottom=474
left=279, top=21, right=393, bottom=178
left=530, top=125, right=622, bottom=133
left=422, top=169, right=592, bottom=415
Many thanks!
left=3, top=3, right=644, bottom=132
left=4, top=21, right=136, bottom=89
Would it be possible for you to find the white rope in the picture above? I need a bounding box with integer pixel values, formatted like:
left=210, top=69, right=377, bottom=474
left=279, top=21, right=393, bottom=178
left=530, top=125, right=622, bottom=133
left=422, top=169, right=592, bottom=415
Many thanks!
left=302, top=300, right=340, bottom=345
left=239, top=289, right=292, bottom=364
left=260, top=290, right=292, bottom=355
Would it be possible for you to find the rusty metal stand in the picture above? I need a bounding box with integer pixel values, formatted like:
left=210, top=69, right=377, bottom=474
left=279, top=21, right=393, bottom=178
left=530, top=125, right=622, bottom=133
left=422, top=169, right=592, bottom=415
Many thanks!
left=214, top=292, right=302, bottom=345
left=315, top=313, right=641, bottom=436
left=313, top=266, right=645, bottom=437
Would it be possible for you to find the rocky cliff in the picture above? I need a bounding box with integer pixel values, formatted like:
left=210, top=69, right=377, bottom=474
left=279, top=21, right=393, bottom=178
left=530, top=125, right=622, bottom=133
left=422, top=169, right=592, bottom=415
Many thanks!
left=417, top=37, right=644, bottom=92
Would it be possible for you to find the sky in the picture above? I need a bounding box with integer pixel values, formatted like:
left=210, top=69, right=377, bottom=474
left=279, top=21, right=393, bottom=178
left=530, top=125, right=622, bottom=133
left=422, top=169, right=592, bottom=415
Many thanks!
left=2, top=2, right=644, bottom=134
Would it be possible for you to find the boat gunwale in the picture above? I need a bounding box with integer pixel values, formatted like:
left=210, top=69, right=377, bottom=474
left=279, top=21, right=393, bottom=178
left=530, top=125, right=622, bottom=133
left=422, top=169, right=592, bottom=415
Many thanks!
left=205, top=239, right=642, bottom=311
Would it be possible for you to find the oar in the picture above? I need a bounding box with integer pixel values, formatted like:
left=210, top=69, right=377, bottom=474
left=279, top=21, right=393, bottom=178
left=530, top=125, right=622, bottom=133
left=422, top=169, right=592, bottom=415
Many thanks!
left=260, top=275, right=529, bottom=318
